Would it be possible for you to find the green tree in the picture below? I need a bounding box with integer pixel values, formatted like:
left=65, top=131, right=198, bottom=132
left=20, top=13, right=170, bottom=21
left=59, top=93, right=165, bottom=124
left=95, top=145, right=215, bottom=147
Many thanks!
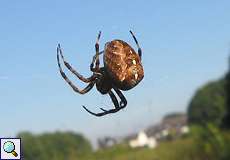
left=222, top=57, right=230, bottom=128
left=187, top=78, right=226, bottom=126
left=17, top=131, right=92, bottom=160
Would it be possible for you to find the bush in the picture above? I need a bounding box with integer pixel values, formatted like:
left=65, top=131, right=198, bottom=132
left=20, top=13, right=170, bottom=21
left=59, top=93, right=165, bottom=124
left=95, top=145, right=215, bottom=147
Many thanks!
left=17, top=131, right=92, bottom=160
left=187, top=79, right=226, bottom=126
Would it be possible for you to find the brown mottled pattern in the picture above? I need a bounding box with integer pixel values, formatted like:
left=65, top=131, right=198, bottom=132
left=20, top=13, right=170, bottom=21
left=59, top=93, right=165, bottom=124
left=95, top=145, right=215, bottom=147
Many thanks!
left=104, top=40, right=144, bottom=90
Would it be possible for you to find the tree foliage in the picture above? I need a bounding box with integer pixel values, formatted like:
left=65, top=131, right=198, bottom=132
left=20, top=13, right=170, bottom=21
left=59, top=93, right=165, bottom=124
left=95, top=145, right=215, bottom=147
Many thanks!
left=17, top=131, right=92, bottom=160
left=187, top=78, right=226, bottom=126
left=222, top=68, right=230, bottom=128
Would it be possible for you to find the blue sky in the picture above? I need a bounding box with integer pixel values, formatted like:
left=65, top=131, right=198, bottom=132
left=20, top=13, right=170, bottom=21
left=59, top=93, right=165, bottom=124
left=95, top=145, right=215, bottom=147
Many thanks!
left=0, top=0, right=230, bottom=144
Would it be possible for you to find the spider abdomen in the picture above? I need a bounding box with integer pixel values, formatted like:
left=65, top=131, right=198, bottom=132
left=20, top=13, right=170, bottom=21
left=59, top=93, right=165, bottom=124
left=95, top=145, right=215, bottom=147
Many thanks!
left=104, top=40, right=144, bottom=90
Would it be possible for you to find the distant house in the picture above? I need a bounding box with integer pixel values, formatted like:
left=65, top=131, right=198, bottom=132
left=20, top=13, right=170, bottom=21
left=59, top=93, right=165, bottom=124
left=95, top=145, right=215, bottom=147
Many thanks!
left=145, top=113, right=189, bottom=140
left=98, top=113, right=189, bottom=149
left=180, top=125, right=189, bottom=134
left=129, top=131, right=157, bottom=149
left=98, top=137, right=117, bottom=149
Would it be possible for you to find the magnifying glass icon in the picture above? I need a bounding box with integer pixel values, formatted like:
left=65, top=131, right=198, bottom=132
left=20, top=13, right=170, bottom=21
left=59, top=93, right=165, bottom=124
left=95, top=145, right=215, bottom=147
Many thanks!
left=3, top=141, right=18, bottom=157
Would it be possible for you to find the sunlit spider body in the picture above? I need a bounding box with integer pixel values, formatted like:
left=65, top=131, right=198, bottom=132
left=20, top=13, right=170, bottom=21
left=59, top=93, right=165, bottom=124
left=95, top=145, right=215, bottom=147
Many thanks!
left=104, top=40, right=144, bottom=90
left=57, top=31, right=144, bottom=116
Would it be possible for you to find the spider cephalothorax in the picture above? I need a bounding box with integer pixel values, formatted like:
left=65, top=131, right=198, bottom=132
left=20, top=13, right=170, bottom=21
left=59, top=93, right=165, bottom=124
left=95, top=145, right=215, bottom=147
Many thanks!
left=57, top=31, right=144, bottom=116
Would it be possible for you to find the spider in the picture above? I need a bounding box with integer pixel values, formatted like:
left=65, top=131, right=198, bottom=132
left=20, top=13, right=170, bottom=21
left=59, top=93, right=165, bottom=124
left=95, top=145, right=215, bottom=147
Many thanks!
left=57, top=31, right=144, bottom=116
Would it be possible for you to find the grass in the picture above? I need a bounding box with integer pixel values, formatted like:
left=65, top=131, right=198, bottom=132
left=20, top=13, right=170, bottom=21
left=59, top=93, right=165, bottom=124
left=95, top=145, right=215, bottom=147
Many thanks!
left=82, top=137, right=199, bottom=160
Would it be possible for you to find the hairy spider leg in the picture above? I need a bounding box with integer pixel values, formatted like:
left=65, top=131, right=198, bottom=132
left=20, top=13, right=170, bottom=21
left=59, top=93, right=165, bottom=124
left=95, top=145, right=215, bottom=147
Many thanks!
left=113, top=87, right=127, bottom=108
left=129, top=30, right=142, bottom=60
left=90, top=50, right=103, bottom=72
left=90, top=31, right=103, bottom=77
left=57, top=44, right=96, bottom=83
left=82, top=90, right=123, bottom=116
left=57, top=47, right=96, bottom=94
left=95, top=31, right=101, bottom=70
left=90, top=31, right=102, bottom=74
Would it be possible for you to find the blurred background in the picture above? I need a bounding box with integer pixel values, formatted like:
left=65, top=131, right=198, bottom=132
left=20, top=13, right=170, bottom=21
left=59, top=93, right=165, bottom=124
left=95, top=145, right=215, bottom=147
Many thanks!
left=0, top=0, right=230, bottom=159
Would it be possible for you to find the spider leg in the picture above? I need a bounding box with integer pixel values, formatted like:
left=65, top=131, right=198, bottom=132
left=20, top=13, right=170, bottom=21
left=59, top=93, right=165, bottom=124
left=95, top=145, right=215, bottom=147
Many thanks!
left=129, top=30, right=142, bottom=60
left=100, top=108, right=108, bottom=112
left=57, top=50, right=96, bottom=94
left=113, top=87, right=127, bottom=108
left=90, top=50, right=103, bottom=72
left=89, top=31, right=103, bottom=76
left=95, top=31, right=101, bottom=71
left=57, top=44, right=96, bottom=83
left=82, top=90, right=122, bottom=116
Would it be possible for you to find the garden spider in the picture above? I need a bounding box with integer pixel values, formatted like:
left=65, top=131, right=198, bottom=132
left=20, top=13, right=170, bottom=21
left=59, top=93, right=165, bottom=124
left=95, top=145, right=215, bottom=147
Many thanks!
left=57, top=31, right=144, bottom=116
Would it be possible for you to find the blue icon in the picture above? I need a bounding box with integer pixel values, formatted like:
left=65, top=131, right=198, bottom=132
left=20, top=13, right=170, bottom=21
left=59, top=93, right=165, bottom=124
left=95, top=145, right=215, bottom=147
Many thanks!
left=3, top=141, right=18, bottom=157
